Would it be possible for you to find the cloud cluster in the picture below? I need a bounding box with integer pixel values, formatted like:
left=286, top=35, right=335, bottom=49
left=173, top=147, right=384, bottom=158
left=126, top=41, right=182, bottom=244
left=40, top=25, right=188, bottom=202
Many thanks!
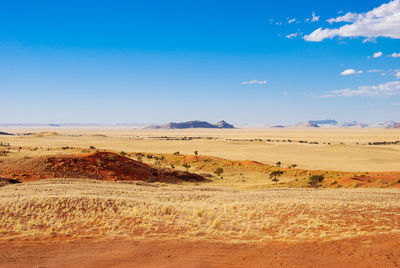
left=373, top=51, right=383, bottom=58
left=341, top=69, right=363, bottom=75
left=311, top=12, right=320, bottom=22
left=241, top=80, right=268, bottom=85
left=392, top=52, right=400, bottom=57
left=305, top=0, right=400, bottom=42
left=323, top=81, right=400, bottom=97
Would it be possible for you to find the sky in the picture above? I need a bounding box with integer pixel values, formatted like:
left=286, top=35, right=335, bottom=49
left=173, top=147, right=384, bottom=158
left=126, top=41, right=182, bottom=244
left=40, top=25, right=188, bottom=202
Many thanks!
left=0, top=0, right=400, bottom=125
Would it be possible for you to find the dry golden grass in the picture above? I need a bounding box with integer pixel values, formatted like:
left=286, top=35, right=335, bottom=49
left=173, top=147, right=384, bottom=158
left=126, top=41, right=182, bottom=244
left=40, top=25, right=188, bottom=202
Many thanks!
left=1, top=179, right=399, bottom=243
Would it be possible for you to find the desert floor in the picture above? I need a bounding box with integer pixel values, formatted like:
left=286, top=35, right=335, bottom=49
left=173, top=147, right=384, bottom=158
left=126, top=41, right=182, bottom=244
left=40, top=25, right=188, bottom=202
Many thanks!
left=1, top=127, right=400, bottom=267
left=2, top=127, right=400, bottom=171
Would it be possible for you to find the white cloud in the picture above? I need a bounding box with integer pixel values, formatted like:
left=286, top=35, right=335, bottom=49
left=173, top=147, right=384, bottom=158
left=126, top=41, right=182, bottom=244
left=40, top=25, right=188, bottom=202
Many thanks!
left=288, top=18, right=297, bottom=24
left=396, top=72, right=400, bottom=78
left=392, top=52, right=400, bottom=57
left=327, top=12, right=358, bottom=24
left=281, top=91, right=288, bottom=95
left=286, top=32, right=302, bottom=39
left=241, top=80, right=268, bottom=85
left=373, top=51, right=383, bottom=58
left=323, top=81, right=400, bottom=97
left=367, top=69, right=383, bottom=73
left=305, top=0, right=400, bottom=42
left=311, top=12, right=320, bottom=22
left=341, top=68, right=363, bottom=75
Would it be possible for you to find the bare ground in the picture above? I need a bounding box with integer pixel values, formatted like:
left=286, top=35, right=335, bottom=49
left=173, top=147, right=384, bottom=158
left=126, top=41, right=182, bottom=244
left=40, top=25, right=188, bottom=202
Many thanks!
left=0, top=234, right=399, bottom=267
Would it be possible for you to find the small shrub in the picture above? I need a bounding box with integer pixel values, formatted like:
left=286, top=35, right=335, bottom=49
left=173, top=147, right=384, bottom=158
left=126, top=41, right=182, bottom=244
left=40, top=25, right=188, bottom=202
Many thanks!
left=89, top=146, right=96, bottom=150
left=275, top=161, right=281, bottom=167
left=182, top=163, right=191, bottom=172
left=147, top=177, right=156, bottom=183
left=269, top=170, right=284, bottom=183
left=308, top=175, right=324, bottom=188
left=214, top=167, right=224, bottom=177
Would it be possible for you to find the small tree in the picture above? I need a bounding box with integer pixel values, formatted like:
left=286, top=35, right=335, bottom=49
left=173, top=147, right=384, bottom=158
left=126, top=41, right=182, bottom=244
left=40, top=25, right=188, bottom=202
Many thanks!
left=275, top=161, right=281, bottom=167
left=214, top=167, right=224, bottom=178
left=269, top=170, right=284, bottom=184
left=182, top=163, right=191, bottom=172
left=173, top=151, right=180, bottom=156
left=194, top=150, right=198, bottom=156
left=89, top=145, right=96, bottom=150
left=120, top=151, right=127, bottom=156
left=170, top=164, right=175, bottom=169
left=308, top=175, right=324, bottom=188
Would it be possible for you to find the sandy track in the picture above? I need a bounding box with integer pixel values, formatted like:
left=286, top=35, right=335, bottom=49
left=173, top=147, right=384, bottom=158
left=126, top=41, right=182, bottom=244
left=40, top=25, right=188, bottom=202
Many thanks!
left=0, top=234, right=399, bottom=267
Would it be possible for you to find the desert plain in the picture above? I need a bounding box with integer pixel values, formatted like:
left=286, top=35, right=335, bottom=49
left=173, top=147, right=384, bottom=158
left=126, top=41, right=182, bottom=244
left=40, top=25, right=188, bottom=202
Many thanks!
left=0, top=127, right=400, bottom=267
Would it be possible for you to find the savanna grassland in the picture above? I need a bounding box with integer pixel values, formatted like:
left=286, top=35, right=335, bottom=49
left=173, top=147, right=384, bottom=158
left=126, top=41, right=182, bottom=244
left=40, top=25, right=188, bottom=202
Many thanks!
left=0, top=127, right=400, bottom=267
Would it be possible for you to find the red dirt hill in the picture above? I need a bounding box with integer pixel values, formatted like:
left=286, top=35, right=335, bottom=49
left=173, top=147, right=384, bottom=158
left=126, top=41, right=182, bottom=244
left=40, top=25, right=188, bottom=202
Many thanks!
left=0, top=152, right=205, bottom=183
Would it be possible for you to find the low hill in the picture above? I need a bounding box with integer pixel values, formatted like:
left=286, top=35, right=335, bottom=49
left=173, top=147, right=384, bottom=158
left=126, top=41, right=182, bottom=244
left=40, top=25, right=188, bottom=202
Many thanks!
left=145, top=120, right=235, bottom=129
left=0, top=152, right=206, bottom=183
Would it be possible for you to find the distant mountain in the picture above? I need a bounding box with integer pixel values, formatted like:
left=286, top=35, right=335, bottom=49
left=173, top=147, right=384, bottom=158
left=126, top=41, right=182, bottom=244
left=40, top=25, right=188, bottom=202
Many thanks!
left=145, top=120, right=235, bottom=129
left=0, top=132, right=14, bottom=136
left=386, top=122, right=400, bottom=129
left=214, top=120, right=235, bottom=129
left=290, top=120, right=399, bottom=128
left=309, top=120, right=338, bottom=126
left=337, top=121, right=368, bottom=128
left=292, top=121, right=320, bottom=128
left=369, top=120, right=398, bottom=128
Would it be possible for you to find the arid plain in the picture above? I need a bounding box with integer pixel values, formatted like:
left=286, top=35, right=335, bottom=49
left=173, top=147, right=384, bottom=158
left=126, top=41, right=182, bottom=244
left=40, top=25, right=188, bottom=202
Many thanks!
left=1, top=127, right=400, bottom=267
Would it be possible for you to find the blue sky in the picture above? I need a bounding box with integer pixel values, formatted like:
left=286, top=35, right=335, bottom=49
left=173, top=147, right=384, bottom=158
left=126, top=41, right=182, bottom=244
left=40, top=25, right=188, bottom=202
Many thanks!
left=1, top=0, right=399, bottom=124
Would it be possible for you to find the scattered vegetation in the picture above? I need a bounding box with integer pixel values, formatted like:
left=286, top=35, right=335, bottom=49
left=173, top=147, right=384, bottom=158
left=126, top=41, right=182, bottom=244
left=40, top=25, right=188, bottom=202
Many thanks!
left=214, top=167, right=224, bottom=178
left=269, top=170, right=284, bottom=183
left=182, top=163, right=191, bottom=172
left=308, top=175, right=324, bottom=188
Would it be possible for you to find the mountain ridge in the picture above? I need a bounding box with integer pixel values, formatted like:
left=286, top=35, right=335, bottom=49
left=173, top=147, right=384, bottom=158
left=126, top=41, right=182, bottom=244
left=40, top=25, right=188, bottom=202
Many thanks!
left=144, top=120, right=235, bottom=129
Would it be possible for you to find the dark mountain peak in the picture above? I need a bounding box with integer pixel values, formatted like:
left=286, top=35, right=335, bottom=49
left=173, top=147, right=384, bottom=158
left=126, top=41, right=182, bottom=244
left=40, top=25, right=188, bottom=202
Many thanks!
left=215, top=120, right=235, bottom=129
left=145, top=120, right=235, bottom=129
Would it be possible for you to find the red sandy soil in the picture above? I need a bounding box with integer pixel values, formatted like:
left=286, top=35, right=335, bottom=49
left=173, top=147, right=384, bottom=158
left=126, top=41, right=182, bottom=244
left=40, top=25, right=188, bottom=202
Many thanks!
left=0, top=234, right=399, bottom=268
left=0, top=152, right=205, bottom=183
